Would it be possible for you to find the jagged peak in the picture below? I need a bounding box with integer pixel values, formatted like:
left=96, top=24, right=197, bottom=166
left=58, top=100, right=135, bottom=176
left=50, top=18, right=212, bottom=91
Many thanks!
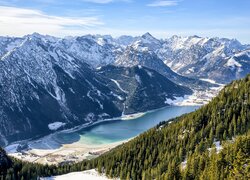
left=142, top=32, right=153, bottom=38
left=141, top=32, right=159, bottom=42
left=24, top=32, right=46, bottom=39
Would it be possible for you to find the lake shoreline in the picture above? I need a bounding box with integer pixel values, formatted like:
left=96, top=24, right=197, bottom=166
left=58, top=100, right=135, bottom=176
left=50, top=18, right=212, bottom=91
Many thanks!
left=5, top=105, right=199, bottom=165
left=4, top=105, right=176, bottom=150
left=8, top=138, right=130, bottom=165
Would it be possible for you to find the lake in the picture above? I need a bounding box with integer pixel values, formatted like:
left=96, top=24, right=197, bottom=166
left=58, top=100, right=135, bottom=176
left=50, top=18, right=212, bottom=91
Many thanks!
left=50, top=106, right=199, bottom=147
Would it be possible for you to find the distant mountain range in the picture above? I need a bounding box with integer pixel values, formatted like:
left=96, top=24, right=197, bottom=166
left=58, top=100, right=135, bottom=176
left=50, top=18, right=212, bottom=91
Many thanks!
left=0, top=32, right=249, bottom=145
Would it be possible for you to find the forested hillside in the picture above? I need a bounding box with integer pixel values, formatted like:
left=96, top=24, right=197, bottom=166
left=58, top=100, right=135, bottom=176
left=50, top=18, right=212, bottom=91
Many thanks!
left=93, top=74, right=250, bottom=179
left=1, top=75, right=250, bottom=179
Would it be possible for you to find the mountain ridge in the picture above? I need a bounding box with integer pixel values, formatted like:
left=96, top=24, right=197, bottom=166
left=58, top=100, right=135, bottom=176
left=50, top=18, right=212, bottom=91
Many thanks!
left=1, top=32, right=249, bottom=84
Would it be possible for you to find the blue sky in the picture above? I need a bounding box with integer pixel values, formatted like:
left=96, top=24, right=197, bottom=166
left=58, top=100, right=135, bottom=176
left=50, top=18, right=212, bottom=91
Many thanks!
left=0, top=0, right=250, bottom=43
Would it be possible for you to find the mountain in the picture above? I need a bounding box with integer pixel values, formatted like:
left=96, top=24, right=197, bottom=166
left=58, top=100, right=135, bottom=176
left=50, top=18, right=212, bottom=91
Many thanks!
left=0, top=34, right=123, bottom=146
left=2, top=33, right=249, bottom=85
left=1, top=74, right=250, bottom=179
left=0, top=32, right=249, bottom=146
left=0, top=34, right=191, bottom=146
left=55, top=34, right=121, bottom=68
left=115, top=35, right=136, bottom=47
left=158, top=35, right=250, bottom=83
left=114, top=37, right=212, bottom=90
left=97, top=65, right=192, bottom=114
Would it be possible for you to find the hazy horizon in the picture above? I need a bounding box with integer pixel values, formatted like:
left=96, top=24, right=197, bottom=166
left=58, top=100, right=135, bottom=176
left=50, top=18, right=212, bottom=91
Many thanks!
left=1, top=32, right=249, bottom=45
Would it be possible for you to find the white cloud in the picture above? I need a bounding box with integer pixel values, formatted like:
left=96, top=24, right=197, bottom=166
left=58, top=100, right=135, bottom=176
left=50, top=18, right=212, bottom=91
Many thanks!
left=147, top=0, right=178, bottom=7
left=0, top=6, right=104, bottom=37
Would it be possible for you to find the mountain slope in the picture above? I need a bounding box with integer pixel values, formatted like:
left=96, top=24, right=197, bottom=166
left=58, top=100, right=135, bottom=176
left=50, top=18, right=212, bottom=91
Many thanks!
left=159, top=35, right=250, bottom=83
left=1, top=33, right=250, bottom=85
left=1, top=74, right=250, bottom=180
left=0, top=34, right=192, bottom=146
left=97, top=65, right=192, bottom=114
left=114, top=39, right=212, bottom=90
left=89, top=74, right=250, bottom=179
left=0, top=35, right=123, bottom=146
left=0, top=33, right=249, bottom=146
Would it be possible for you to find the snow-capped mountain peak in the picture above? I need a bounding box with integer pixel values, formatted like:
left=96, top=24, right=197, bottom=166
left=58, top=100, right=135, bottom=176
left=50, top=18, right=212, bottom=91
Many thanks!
left=141, top=32, right=157, bottom=41
left=131, top=40, right=150, bottom=52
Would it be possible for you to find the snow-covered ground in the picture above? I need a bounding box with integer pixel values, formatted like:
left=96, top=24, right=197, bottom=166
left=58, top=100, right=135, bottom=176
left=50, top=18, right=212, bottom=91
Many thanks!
left=208, top=140, right=223, bottom=153
left=5, top=138, right=127, bottom=165
left=42, top=169, right=111, bottom=180
left=214, top=141, right=223, bottom=152
left=48, top=122, right=66, bottom=131
left=121, top=112, right=145, bottom=120
left=110, top=79, right=128, bottom=93
left=166, top=84, right=224, bottom=106
left=200, top=78, right=224, bottom=86
left=4, top=143, right=20, bottom=153
left=180, top=158, right=187, bottom=170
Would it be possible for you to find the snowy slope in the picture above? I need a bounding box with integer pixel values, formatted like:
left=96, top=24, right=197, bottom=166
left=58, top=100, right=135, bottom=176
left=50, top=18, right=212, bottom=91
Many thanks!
left=42, top=169, right=110, bottom=180
left=157, top=35, right=250, bottom=83
left=0, top=34, right=123, bottom=145
left=114, top=36, right=212, bottom=90
left=1, top=33, right=249, bottom=84
left=97, top=65, right=192, bottom=114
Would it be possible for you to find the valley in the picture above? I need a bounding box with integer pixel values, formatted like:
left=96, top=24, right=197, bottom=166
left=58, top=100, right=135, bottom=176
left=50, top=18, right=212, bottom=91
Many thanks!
left=5, top=106, right=198, bottom=165
left=0, top=32, right=249, bottom=180
left=0, top=0, right=250, bottom=179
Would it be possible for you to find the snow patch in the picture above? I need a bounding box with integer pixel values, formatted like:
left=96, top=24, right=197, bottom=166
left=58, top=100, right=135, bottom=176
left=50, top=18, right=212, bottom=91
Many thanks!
left=200, top=78, right=224, bottom=86
left=97, top=38, right=105, bottom=46
left=208, top=141, right=223, bottom=153
left=111, top=91, right=124, bottom=100
left=110, top=79, right=128, bottom=93
left=181, top=158, right=187, bottom=170
left=132, top=40, right=149, bottom=52
left=85, top=113, right=95, bottom=122
left=214, top=141, right=223, bottom=153
left=226, top=57, right=242, bottom=68
left=165, top=96, right=186, bottom=105
left=69, top=88, right=75, bottom=94
left=4, top=144, right=20, bottom=153
left=48, top=122, right=66, bottom=131
left=135, top=74, right=141, bottom=84
left=146, top=70, right=153, bottom=77
left=42, top=169, right=109, bottom=180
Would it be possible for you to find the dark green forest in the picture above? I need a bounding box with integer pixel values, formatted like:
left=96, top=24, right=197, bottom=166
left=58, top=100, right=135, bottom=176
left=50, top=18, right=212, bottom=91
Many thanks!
left=1, top=74, right=250, bottom=179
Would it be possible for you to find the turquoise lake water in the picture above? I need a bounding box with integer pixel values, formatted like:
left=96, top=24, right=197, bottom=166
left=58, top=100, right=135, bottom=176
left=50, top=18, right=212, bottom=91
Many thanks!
left=52, top=106, right=199, bottom=146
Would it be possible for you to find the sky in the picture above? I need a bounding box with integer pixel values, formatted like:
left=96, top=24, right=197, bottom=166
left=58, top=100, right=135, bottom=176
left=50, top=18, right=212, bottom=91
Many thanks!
left=0, top=0, right=250, bottom=43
